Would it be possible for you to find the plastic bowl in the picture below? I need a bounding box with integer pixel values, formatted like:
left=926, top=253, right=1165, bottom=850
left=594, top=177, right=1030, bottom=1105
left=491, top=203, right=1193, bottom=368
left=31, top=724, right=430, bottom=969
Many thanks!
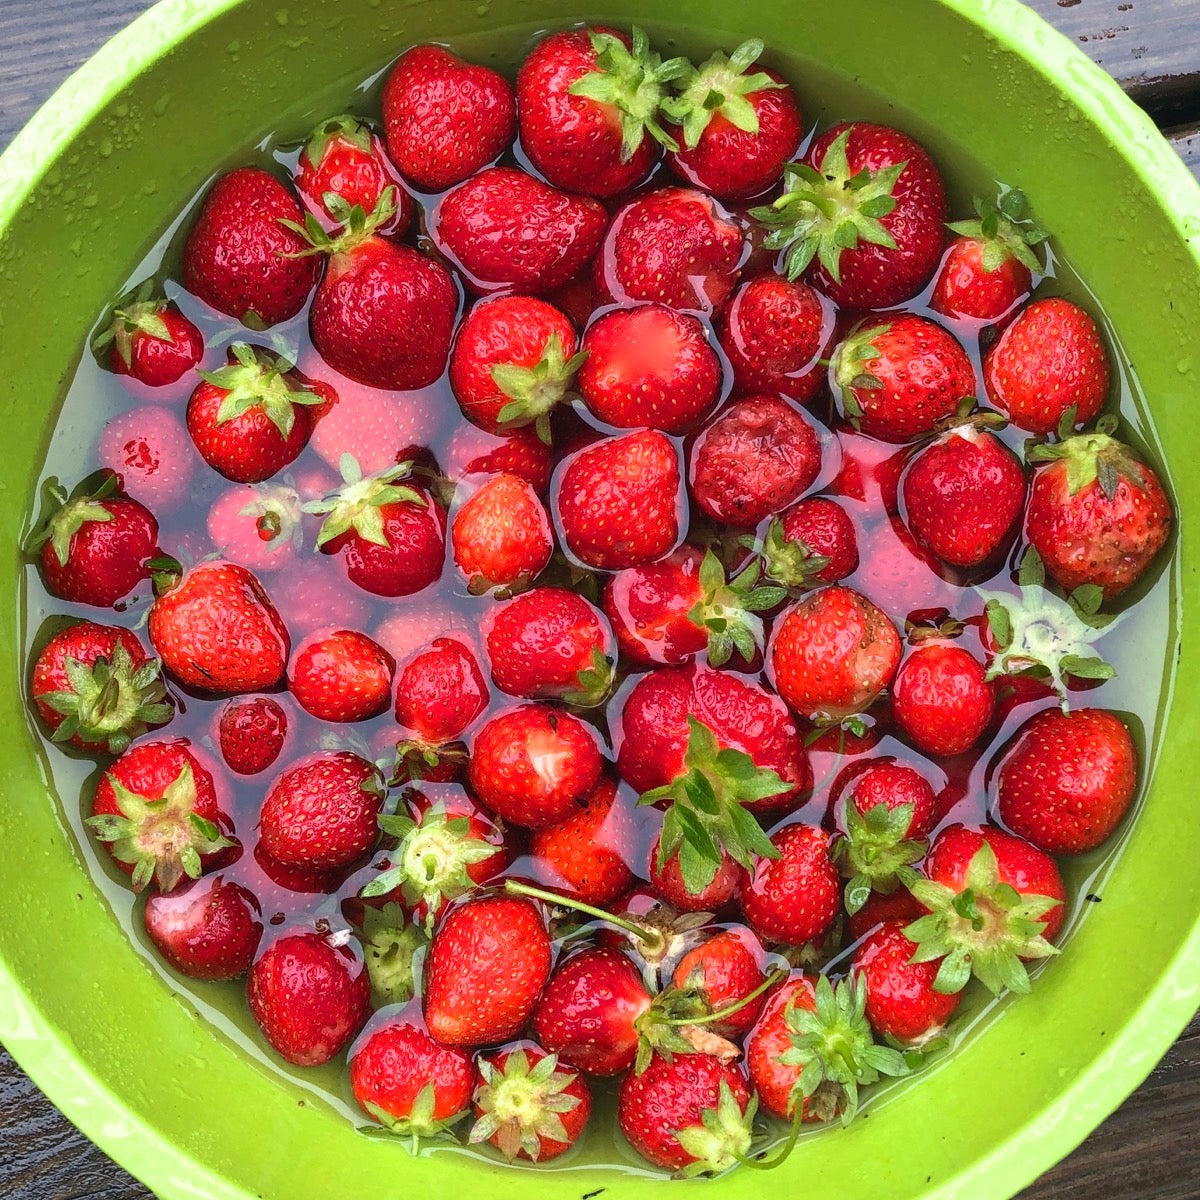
left=2, top=1, right=1198, bottom=1196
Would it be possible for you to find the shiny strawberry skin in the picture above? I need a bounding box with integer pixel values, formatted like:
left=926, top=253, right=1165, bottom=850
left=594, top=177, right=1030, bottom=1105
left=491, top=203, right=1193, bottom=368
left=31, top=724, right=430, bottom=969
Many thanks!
left=739, top=823, right=840, bottom=947
left=833, top=759, right=936, bottom=839
left=395, top=637, right=489, bottom=742
left=650, top=837, right=741, bottom=913
left=602, top=546, right=707, bottom=667
left=451, top=473, right=553, bottom=592
left=215, top=695, right=288, bottom=776
left=671, top=926, right=769, bottom=1037
left=446, top=425, right=553, bottom=493
left=892, top=643, right=994, bottom=758
left=143, top=875, right=263, bottom=981
left=778, top=497, right=860, bottom=584
left=111, top=305, right=204, bottom=389
left=99, top=407, right=196, bottom=513
left=288, top=628, right=395, bottom=722
left=931, top=235, right=1032, bottom=324
left=745, top=975, right=814, bottom=1119
left=847, top=886, right=924, bottom=943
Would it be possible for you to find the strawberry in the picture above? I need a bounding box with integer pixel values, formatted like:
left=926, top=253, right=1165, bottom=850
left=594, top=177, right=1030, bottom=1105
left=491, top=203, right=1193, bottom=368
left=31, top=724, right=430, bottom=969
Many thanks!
left=902, top=421, right=1027, bottom=568
left=738, top=823, right=839, bottom=947
left=215, top=694, right=288, bottom=775
left=449, top=296, right=584, bottom=440
left=831, top=316, right=973, bottom=444
left=758, top=499, right=859, bottom=590
left=689, top=395, right=822, bottom=528
left=484, top=587, right=615, bottom=704
left=663, top=39, right=801, bottom=200
left=468, top=703, right=603, bottom=828
left=30, top=621, right=171, bottom=754
left=650, top=837, right=741, bottom=914
left=596, top=187, right=744, bottom=314
left=847, top=886, right=924, bottom=943
left=260, top=751, right=383, bottom=869
left=517, top=26, right=684, bottom=198
left=752, top=122, right=946, bottom=309
left=356, top=903, right=427, bottom=1009
left=432, top=167, right=608, bottom=295
left=717, top=273, right=831, bottom=404
left=272, top=556, right=372, bottom=640
left=892, top=642, right=994, bottom=758
left=1024, top=427, right=1172, bottom=599
left=905, top=824, right=1066, bottom=995
left=670, top=927, right=770, bottom=1037
left=829, top=425, right=906, bottom=511
left=99, top=406, right=196, bottom=513
left=143, top=875, right=262, bottom=981
left=423, top=895, right=553, bottom=1046
left=471, top=1044, right=591, bottom=1163
left=851, top=517, right=950, bottom=622
left=87, top=739, right=233, bottom=893
left=148, top=561, right=290, bottom=694
left=395, top=636, right=490, bottom=749
left=288, top=628, right=395, bottom=722
left=350, top=1008, right=476, bottom=1138
left=206, top=483, right=303, bottom=573
left=446, top=425, right=553, bottom=494
left=770, top=586, right=901, bottom=722
left=186, top=344, right=323, bottom=483
left=94, top=283, right=204, bottom=390
left=555, top=430, right=682, bottom=570
left=995, top=707, right=1137, bottom=855
left=248, top=929, right=370, bottom=1066
left=451, top=473, right=554, bottom=594
left=983, top=298, right=1109, bottom=434
left=182, top=167, right=319, bottom=326
left=578, top=304, right=723, bottom=432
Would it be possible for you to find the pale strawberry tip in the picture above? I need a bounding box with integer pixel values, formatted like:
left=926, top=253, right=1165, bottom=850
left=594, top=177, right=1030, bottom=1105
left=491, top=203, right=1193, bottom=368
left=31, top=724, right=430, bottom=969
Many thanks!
left=831, top=800, right=927, bottom=916
left=469, top=1049, right=586, bottom=1161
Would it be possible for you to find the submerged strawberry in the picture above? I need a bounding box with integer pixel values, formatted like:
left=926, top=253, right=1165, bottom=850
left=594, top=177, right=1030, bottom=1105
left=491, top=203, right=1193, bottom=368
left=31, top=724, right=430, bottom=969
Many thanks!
left=99, top=407, right=196, bottom=514
left=451, top=473, right=553, bottom=594
left=143, top=875, right=263, bottom=982
left=95, top=283, right=204, bottom=390
left=206, top=483, right=304, bottom=574
left=215, top=695, right=288, bottom=776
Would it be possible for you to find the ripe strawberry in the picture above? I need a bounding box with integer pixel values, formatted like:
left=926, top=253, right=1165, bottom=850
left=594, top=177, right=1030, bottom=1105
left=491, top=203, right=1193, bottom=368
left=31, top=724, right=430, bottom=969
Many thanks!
left=689, top=395, right=822, bottom=528
left=148, top=561, right=290, bottom=694
left=847, top=886, right=923, bottom=943
left=423, top=895, right=553, bottom=1046
left=143, top=874, right=263, bottom=981
left=395, top=636, right=490, bottom=746
left=206, top=483, right=303, bottom=573
left=596, top=187, right=744, bottom=314
left=288, top=628, right=395, bottom=722
left=87, top=739, right=233, bottom=893
left=1024, top=428, right=1172, bottom=599
left=517, top=26, right=683, bottom=198
left=451, top=473, right=553, bottom=593
left=902, top=422, right=1026, bottom=568
left=851, top=516, right=950, bottom=622
left=260, top=751, right=383, bottom=869
left=717, top=273, right=831, bottom=403
left=468, top=703, right=603, bottom=828
left=770, top=586, right=901, bottom=722
left=350, top=1009, right=476, bottom=1137
left=449, top=296, right=584, bottom=439
left=892, top=642, right=994, bottom=758
left=983, top=298, right=1109, bottom=434
left=182, top=167, right=319, bottom=326
left=738, top=823, right=839, bottom=947
left=470, top=1044, right=592, bottom=1162
left=753, top=122, right=946, bottom=309
left=94, top=284, right=204, bottom=390
left=671, top=927, right=770, bottom=1037
left=556, top=430, right=682, bottom=570
left=995, top=707, right=1137, bottom=855
left=758, top=498, right=859, bottom=589
left=663, top=39, right=801, bottom=200
left=446, top=425, right=553, bottom=494
left=578, top=304, right=723, bottom=432
left=30, top=621, right=171, bottom=754
left=99, top=406, right=196, bottom=513
left=215, top=694, right=288, bottom=775
left=248, top=930, right=370, bottom=1066
left=650, top=837, right=741, bottom=914
left=433, top=167, right=607, bottom=295
left=271, top=555, right=372, bottom=641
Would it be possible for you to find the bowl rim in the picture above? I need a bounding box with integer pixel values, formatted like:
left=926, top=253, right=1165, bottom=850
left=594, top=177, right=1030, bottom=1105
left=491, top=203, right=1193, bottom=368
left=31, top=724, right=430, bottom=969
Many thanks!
left=2, top=1, right=1200, bottom=1198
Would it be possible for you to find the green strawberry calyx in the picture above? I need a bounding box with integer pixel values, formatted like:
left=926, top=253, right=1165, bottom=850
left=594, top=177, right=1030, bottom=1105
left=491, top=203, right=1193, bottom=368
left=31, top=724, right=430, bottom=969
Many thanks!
left=1025, top=421, right=1146, bottom=502
left=750, top=129, right=904, bottom=284
left=492, top=332, right=589, bottom=446
left=659, top=39, right=785, bottom=150
left=830, top=321, right=889, bottom=421
left=687, top=549, right=787, bottom=668
left=24, top=472, right=120, bottom=568
left=831, top=800, right=926, bottom=916
left=561, top=646, right=616, bottom=709
left=303, top=112, right=374, bottom=169
left=84, top=762, right=233, bottom=893
left=305, top=453, right=425, bottom=549
left=92, top=280, right=175, bottom=369
left=750, top=517, right=831, bottom=592
left=386, top=739, right=469, bottom=785
left=236, top=484, right=305, bottom=555
left=673, top=1080, right=758, bottom=1178
left=280, top=185, right=399, bottom=258
left=469, top=1049, right=585, bottom=1162
left=364, top=1080, right=468, bottom=1151
left=568, top=25, right=690, bottom=159
left=196, top=343, right=324, bottom=440
left=359, top=901, right=426, bottom=1009
left=948, top=188, right=1048, bottom=275
left=904, top=840, right=1061, bottom=997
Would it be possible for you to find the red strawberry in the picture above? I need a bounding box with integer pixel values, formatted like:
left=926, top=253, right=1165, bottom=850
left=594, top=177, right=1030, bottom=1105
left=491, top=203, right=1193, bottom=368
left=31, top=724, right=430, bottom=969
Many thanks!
left=517, top=26, right=682, bottom=198
left=770, top=585, right=901, bottom=722
left=95, top=284, right=204, bottom=390
left=663, top=40, right=801, bottom=200
left=248, top=929, right=370, bottom=1065
left=350, top=1008, right=476, bottom=1137
left=470, top=1043, right=592, bottom=1162
left=182, top=167, right=319, bottom=326
left=753, top=122, right=946, bottom=309
left=433, top=167, right=607, bottom=295
left=556, top=430, right=682, bottom=570
left=484, top=587, right=614, bottom=704
left=847, top=886, right=924, bottom=943
left=995, top=707, right=1137, bottom=855
left=423, top=895, right=553, bottom=1046
left=449, top=296, right=583, bottom=439
left=902, top=421, right=1027, bottom=568
left=650, top=837, right=740, bottom=914
left=87, top=739, right=233, bottom=893
left=99, top=406, right=196, bottom=513
left=983, top=298, right=1109, bottom=435
left=468, top=703, right=603, bottom=828
left=451, top=473, right=553, bottom=593
left=288, top=628, right=395, bottom=722
left=148, top=561, right=290, bottom=694
left=215, top=694, right=289, bottom=776
left=1024, top=428, right=1172, bottom=599
left=670, top=927, right=770, bottom=1037
left=446, top=425, right=553, bottom=494
left=143, top=875, right=262, bottom=981
left=395, top=636, right=490, bottom=745
left=759, top=498, right=859, bottom=589
left=206, top=483, right=303, bottom=573
left=892, top=642, right=994, bottom=758
left=383, top=45, right=516, bottom=192
left=260, top=751, right=383, bottom=869
left=739, top=823, right=839, bottom=947
left=689, top=395, right=822, bottom=528
left=578, top=304, right=723, bottom=432
left=717, top=273, right=831, bottom=403
left=30, top=621, right=171, bottom=754
left=596, top=187, right=744, bottom=314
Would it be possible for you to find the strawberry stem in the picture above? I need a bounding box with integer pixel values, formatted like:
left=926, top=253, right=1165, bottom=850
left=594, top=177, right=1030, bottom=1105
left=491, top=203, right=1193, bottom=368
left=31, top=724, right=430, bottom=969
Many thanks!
left=662, top=967, right=786, bottom=1027
left=504, top=879, right=668, bottom=957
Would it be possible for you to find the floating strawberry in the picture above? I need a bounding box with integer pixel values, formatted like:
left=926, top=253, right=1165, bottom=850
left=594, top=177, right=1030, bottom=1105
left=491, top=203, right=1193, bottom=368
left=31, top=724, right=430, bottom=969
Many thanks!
left=670, top=927, right=771, bottom=1037
left=99, top=407, right=197, bottom=514
left=757, top=499, right=860, bottom=590
left=738, top=823, right=840, bottom=948
left=206, top=483, right=303, bottom=573
left=451, top=473, right=553, bottom=594
left=94, top=282, right=204, bottom=390
left=215, top=694, right=288, bottom=776
left=288, top=628, right=395, bottom=722
left=650, top=836, right=741, bottom=914
left=143, top=875, right=262, bottom=981
left=394, top=637, right=490, bottom=767
left=891, top=642, right=994, bottom=758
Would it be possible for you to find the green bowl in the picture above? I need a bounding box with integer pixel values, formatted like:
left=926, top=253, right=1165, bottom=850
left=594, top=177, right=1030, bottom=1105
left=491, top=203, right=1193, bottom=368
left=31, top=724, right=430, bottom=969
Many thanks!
left=2, top=0, right=1198, bottom=1196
